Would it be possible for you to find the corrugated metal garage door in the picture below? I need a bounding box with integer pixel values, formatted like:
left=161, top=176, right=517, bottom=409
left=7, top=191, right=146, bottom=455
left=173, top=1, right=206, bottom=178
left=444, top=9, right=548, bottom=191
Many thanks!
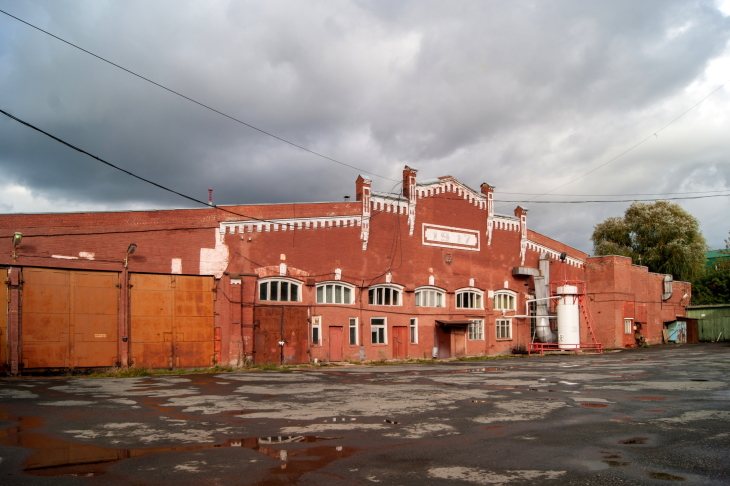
left=129, top=274, right=215, bottom=368
left=0, top=269, right=7, bottom=371
left=21, top=268, right=119, bottom=369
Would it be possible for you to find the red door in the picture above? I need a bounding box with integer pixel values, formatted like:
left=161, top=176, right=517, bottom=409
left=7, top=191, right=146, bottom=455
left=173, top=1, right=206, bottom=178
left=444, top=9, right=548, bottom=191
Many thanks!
left=329, top=327, right=343, bottom=362
left=393, top=326, right=408, bottom=359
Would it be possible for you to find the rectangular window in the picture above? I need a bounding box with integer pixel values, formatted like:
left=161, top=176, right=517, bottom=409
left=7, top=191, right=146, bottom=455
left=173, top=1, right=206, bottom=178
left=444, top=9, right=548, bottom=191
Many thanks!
left=496, top=319, right=512, bottom=340
left=312, top=316, right=322, bottom=345
left=409, top=318, right=418, bottom=344
left=468, top=319, right=484, bottom=340
left=349, top=318, right=358, bottom=345
left=624, top=318, right=633, bottom=334
left=371, top=318, right=386, bottom=344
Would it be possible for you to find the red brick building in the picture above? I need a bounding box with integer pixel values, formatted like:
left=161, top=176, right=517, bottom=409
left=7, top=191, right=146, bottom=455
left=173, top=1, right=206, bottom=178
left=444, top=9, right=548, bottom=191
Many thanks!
left=0, top=167, right=690, bottom=373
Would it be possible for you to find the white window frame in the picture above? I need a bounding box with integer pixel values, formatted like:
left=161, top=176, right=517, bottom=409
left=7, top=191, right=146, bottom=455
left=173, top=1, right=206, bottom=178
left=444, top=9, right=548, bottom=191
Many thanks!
left=349, top=317, right=358, bottom=346
left=258, top=277, right=302, bottom=302
left=312, top=316, right=322, bottom=346
left=496, top=319, right=512, bottom=340
left=316, top=281, right=356, bottom=305
left=468, top=319, right=484, bottom=340
left=371, top=317, right=387, bottom=344
left=415, top=286, right=446, bottom=308
left=493, top=290, right=517, bottom=311
left=368, top=284, right=403, bottom=306
left=455, top=288, right=484, bottom=309
left=624, top=318, right=633, bottom=334
left=409, top=318, right=418, bottom=344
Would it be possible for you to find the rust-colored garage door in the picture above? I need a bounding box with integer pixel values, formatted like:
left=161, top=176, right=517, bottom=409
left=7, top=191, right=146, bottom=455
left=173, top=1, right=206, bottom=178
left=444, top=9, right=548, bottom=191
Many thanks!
left=253, top=306, right=308, bottom=365
left=129, top=274, right=215, bottom=368
left=21, top=268, right=119, bottom=369
left=0, top=269, right=7, bottom=371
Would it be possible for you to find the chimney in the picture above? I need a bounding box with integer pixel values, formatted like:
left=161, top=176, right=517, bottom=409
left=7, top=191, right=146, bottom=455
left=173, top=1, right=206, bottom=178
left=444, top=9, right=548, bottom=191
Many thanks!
left=402, top=166, right=418, bottom=201
left=480, top=183, right=494, bottom=196
left=355, top=175, right=372, bottom=202
left=208, top=188, right=213, bottom=206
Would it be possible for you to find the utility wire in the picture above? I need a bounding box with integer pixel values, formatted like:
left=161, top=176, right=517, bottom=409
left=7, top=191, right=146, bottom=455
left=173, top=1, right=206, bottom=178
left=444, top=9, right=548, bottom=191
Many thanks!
left=492, top=193, right=730, bottom=204
left=0, top=8, right=398, bottom=183
left=494, top=189, right=730, bottom=197
left=0, top=108, right=377, bottom=226
left=496, top=77, right=730, bottom=209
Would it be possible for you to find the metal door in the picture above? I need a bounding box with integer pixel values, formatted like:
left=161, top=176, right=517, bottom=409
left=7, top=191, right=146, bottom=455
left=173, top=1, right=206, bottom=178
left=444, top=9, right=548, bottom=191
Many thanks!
left=21, top=268, right=119, bottom=369
left=329, top=326, right=343, bottom=362
left=130, top=274, right=215, bottom=368
left=0, top=269, right=7, bottom=371
left=253, top=306, right=309, bottom=365
left=393, top=326, right=408, bottom=359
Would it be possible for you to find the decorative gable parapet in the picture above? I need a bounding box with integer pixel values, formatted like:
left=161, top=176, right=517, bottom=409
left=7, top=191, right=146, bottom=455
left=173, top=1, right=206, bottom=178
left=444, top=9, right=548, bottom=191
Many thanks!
left=220, top=216, right=362, bottom=238
left=481, top=183, right=495, bottom=245
left=357, top=175, right=372, bottom=250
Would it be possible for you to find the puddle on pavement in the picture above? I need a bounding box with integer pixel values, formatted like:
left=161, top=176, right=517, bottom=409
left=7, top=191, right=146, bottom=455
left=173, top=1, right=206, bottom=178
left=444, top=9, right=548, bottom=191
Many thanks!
left=631, top=396, right=667, bottom=400
left=649, top=471, right=686, bottom=481
left=580, top=403, right=608, bottom=408
left=645, top=410, right=666, bottom=413
left=618, top=437, right=649, bottom=445
left=603, top=460, right=631, bottom=467
left=690, top=379, right=708, bottom=382
left=0, top=414, right=348, bottom=478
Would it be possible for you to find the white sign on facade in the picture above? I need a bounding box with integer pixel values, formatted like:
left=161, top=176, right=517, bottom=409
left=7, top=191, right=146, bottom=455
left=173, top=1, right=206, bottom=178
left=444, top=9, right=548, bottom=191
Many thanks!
left=422, top=223, right=480, bottom=251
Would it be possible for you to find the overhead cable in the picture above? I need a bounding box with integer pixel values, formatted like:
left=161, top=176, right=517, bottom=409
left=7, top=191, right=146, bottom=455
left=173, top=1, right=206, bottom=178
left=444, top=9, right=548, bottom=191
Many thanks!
left=0, top=8, right=398, bottom=182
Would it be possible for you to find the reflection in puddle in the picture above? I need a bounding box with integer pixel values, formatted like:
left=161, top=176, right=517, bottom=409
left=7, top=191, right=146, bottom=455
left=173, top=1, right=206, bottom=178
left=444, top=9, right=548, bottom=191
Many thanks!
left=580, top=403, right=608, bottom=408
left=0, top=415, right=347, bottom=478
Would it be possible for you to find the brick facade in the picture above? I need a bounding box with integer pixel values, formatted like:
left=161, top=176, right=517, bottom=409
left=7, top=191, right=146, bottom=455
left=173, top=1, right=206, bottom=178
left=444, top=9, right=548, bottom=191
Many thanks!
left=0, top=168, right=690, bottom=371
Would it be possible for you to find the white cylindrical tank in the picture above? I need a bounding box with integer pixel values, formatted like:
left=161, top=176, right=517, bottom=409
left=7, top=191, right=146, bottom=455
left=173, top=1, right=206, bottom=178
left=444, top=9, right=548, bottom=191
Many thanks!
left=556, top=285, right=580, bottom=349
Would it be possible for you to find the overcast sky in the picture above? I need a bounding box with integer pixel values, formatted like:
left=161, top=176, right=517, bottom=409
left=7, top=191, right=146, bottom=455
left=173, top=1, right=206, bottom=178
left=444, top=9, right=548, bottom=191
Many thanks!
left=1, top=0, right=729, bottom=254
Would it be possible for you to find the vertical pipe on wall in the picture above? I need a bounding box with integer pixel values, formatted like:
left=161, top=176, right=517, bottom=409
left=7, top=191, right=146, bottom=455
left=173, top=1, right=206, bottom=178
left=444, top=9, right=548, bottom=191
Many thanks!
left=118, top=267, right=129, bottom=367
left=8, top=267, right=21, bottom=375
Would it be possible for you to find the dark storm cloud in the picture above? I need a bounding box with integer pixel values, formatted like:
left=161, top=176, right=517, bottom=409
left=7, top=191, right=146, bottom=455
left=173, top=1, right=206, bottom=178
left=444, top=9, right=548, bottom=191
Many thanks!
left=0, top=0, right=729, bottom=251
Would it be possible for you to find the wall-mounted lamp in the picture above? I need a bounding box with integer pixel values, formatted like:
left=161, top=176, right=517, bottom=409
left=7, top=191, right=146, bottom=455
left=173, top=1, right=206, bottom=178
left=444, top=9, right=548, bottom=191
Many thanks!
left=12, top=232, right=22, bottom=261
left=124, top=243, right=137, bottom=268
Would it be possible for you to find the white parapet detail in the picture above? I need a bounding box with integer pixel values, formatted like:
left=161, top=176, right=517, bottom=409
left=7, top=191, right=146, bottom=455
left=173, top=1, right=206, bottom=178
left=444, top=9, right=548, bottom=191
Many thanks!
left=525, top=240, right=585, bottom=267
left=219, top=215, right=363, bottom=238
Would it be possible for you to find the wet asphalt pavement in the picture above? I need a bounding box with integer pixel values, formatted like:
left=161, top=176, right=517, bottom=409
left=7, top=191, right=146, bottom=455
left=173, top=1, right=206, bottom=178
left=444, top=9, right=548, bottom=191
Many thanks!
left=0, top=343, right=729, bottom=485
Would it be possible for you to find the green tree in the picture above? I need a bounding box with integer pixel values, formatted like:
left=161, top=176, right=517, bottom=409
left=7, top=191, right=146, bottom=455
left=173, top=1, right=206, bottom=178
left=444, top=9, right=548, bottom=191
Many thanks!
left=591, top=201, right=707, bottom=282
left=691, top=232, right=730, bottom=305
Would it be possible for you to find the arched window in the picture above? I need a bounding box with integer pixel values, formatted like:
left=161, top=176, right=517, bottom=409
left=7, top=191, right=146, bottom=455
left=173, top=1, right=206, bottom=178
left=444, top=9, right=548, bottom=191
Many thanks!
left=494, top=290, right=517, bottom=311
left=415, top=287, right=445, bottom=307
left=368, top=284, right=403, bottom=306
left=316, top=282, right=355, bottom=304
left=456, top=288, right=483, bottom=309
left=258, top=278, right=302, bottom=302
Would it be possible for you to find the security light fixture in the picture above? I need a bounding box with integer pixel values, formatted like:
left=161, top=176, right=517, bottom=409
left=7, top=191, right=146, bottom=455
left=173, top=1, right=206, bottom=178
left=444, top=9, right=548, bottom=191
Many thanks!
left=124, top=243, right=137, bottom=268
left=560, top=252, right=567, bottom=262
left=11, top=232, right=22, bottom=260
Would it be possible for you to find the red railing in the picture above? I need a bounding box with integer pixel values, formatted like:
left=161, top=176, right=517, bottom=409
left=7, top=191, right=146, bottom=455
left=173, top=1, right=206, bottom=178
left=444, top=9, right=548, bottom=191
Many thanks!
left=528, top=342, right=603, bottom=356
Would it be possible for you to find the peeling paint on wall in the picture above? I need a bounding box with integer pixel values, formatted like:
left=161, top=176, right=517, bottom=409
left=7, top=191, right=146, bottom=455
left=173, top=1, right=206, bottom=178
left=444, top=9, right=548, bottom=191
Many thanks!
left=200, top=230, right=229, bottom=278
left=171, top=258, right=182, bottom=274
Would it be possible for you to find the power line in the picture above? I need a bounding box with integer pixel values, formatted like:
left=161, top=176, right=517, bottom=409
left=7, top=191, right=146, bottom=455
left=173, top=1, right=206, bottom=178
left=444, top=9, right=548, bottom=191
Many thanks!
left=0, top=8, right=398, bottom=183
left=0, top=107, right=384, bottom=226
left=495, top=189, right=730, bottom=197
left=493, top=193, right=730, bottom=204
left=496, top=76, right=730, bottom=209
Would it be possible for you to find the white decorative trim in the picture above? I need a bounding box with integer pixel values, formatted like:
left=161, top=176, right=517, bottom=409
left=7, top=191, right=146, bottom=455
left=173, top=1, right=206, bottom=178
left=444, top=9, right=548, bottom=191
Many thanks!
left=492, top=216, right=521, bottom=232
left=415, top=178, right=487, bottom=209
left=525, top=240, right=585, bottom=267
left=220, top=215, right=362, bottom=238
left=520, top=213, right=528, bottom=266
left=486, top=191, right=494, bottom=246
left=422, top=223, right=480, bottom=251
